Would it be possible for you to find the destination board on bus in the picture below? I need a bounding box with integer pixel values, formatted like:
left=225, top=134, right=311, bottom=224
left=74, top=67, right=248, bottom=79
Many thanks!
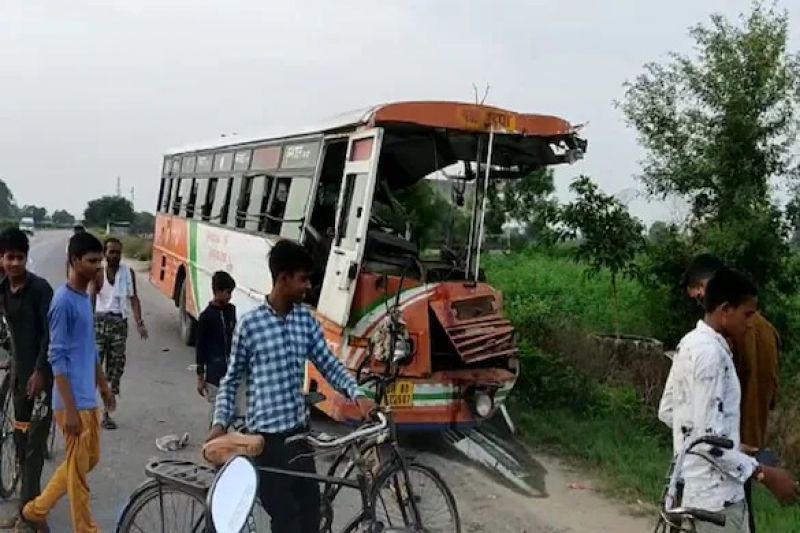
left=281, top=142, right=320, bottom=169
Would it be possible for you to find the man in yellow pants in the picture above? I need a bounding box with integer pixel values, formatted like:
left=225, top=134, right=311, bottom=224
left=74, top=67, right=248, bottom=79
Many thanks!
left=21, top=232, right=115, bottom=533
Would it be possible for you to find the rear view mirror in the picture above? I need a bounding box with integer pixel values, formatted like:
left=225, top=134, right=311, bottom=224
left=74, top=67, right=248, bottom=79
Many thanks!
left=207, top=455, right=259, bottom=533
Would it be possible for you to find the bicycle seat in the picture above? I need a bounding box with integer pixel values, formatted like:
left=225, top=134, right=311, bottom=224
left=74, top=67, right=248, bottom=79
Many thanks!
left=203, top=432, right=265, bottom=466
left=145, top=458, right=217, bottom=497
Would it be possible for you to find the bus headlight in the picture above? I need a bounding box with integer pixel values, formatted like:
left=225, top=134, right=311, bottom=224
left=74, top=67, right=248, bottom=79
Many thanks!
left=469, top=389, right=495, bottom=419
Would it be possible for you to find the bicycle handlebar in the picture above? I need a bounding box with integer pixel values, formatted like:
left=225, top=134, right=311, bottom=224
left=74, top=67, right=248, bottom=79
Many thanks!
left=662, top=435, right=736, bottom=527
left=285, top=412, right=389, bottom=449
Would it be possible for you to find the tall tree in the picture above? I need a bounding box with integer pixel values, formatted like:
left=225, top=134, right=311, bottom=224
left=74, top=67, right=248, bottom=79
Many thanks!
left=620, top=2, right=799, bottom=286
left=84, top=196, right=135, bottom=228
left=621, top=3, right=799, bottom=221
left=132, top=211, right=156, bottom=235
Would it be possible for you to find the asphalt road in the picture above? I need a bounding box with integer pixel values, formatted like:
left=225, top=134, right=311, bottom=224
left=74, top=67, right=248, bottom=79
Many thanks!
left=1, top=230, right=654, bottom=532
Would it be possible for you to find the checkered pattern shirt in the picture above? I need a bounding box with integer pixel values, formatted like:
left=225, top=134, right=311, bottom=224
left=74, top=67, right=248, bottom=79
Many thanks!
left=212, top=302, right=361, bottom=433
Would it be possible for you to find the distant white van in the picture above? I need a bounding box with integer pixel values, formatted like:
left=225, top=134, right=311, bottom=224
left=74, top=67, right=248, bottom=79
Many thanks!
left=19, top=217, right=35, bottom=236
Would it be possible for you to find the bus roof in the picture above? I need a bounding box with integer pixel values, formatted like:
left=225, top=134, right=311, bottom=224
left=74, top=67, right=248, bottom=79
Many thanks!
left=165, top=101, right=583, bottom=155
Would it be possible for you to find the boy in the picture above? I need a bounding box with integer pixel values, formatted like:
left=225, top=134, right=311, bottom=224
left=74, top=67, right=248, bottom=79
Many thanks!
left=0, top=229, right=53, bottom=531
left=93, top=237, right=148, bottom=430
left=659, top=268, right=795, bottom=532
left=22, top=232, right=115, bottom=533
left=208, top=240, right=375, bottom=533
left=195, top=271, right=238, bottom=426
left=683, top=255, right=781, bottom=532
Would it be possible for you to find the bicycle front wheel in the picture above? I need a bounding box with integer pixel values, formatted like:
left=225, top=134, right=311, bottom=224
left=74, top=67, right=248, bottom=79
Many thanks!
left=0, top=380, right=18, bottom=499
left=116, top=480, right=272, bottom=533
left=370, top=462, right=460, bottom=533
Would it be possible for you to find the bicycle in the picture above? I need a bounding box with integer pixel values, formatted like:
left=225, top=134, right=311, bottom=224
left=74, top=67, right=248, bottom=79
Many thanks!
left=654, top=434, right=737, bottom=532
left=117, top=306, right=460, bottom=532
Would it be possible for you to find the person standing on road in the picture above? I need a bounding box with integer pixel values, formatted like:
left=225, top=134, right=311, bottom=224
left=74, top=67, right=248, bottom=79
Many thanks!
left=207, top=240, right=375, bottom=533
left=64, top=225, right=85, bottom=278
left=195, top=271, right=239, bottom=427
left=659, top=268, right=796, bottom=532
left=92, top=237, right=148, bottom=430
left=0, top=229, right=53, bottom=532
left=22, top=231, right=116, bottom=533
left=683, top=254, right=781, bottom=532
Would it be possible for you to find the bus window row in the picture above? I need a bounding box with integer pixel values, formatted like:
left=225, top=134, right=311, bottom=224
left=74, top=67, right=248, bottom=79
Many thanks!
left=157, top=174, right=312, bottom=240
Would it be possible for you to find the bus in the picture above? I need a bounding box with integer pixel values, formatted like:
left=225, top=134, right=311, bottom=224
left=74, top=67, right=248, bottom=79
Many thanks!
left=151, top=101, right=586, bottom=430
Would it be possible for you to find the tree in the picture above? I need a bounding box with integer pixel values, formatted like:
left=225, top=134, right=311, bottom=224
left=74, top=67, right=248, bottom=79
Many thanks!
left=83, top=196, right=135, bottom=228
left=620, top=2, right=799, bottom=290
left=620, top=3, right=799, bottom=222
left=51, top=209, right=76, bottom=226
left=486, top=168, right=559, bottom=244
left=557, top=176, right=646, bottom=335
left=20, top=205, right=47, bottom=224
left=0, top=180, right=17, bottom=219
left=132, top=211, right=155, bottom=235
left=648, top=221, right=671, bottom=244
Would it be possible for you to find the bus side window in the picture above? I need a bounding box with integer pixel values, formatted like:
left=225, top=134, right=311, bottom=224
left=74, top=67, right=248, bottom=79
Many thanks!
left=202, top=178, right=218, bottom=221
left=280, top=177, right=311, bottom=240
left=217, top=178, right=235, bottom=226
left=160, top=178, right=174, bottom=213
left=157, top=179, right=166, bottom=213
left=178, top=178, right=192, bottom=218
left=185, top=179, right=199, bottom=218
left=225, top=177, right=242, bottom=228
left=194, top=179, right=208, bottom=220
left=172, top=178, right=183, bottom=215
left=247, top=176, right=270, bottom=231
left=236, top=177, right=254, bottom=229
left=264, top=178, right=292, bottom=235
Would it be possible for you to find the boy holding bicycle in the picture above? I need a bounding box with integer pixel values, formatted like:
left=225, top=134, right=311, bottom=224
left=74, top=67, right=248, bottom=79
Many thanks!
left=0, top=229, right=53, bottom=532
left=208, top=240, right=375, bottom=533
left=659, top=268, right=796, bottom=532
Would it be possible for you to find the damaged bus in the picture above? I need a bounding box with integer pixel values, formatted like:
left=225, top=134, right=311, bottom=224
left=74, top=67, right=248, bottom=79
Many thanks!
left=151, top=101, right=586, bottom=430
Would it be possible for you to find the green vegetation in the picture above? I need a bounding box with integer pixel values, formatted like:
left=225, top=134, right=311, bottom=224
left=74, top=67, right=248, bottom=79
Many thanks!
left=486, top=251, right=800, bottom=530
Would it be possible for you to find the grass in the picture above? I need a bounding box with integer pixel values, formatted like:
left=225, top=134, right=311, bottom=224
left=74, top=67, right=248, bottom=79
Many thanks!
left=484, top=250, right=654, bottom=338
left=486, top=249, right=800, bottom=530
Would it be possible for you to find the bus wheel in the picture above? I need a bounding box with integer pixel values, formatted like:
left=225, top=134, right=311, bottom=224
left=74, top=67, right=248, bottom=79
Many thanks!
left=178, top=282, right=197, bottom=347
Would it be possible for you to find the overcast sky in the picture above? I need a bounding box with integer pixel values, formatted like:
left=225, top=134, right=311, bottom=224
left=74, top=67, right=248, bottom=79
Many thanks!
left=1, top=0, right=798, bottom=224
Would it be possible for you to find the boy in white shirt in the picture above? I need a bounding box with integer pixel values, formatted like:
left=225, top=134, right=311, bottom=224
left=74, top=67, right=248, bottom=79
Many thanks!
left=659, top=268, right=796, bottom=531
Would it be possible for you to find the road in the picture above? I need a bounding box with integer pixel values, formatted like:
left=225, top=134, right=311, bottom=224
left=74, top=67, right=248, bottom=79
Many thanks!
left=2, top=230, right=654, bottom=532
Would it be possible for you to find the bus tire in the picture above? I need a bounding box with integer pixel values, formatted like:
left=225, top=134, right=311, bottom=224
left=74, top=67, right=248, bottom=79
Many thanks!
left=178, top=282, right=197, bottom=347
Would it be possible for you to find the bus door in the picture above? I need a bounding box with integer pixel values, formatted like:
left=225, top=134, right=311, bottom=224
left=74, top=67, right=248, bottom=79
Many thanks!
left=317, top=129, right=383, bottom=326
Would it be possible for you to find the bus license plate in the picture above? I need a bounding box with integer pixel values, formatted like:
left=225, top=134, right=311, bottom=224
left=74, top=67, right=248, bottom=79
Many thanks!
left=387, top=381, right=414, bottom=408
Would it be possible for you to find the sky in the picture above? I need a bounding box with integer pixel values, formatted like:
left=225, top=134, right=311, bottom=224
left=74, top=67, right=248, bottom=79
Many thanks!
left=1, top=0, right=798, bottom=224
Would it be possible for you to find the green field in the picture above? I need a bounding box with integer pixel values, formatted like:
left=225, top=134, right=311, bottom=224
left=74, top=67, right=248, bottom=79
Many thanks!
left=485, top=251, right=800, bottom=530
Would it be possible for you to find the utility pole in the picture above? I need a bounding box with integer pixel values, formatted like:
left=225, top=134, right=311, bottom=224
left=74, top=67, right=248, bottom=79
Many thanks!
left=116, top=176, right=122, bottom=197
left=130, top=186, right=135, bottom=205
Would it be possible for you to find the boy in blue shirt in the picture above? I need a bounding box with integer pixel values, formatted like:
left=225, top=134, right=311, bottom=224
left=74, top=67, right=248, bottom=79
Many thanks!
left=22, top=232, right=115, bottom=533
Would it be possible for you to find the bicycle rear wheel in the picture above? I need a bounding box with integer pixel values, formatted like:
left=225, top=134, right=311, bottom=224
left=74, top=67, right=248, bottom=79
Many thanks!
left=370, top=462, right=460, bottom=533
left=0, top=379, right=19, bottom=499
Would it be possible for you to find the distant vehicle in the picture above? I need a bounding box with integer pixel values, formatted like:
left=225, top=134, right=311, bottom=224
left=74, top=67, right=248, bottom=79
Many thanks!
left=19, top=217, right=35, bottom=236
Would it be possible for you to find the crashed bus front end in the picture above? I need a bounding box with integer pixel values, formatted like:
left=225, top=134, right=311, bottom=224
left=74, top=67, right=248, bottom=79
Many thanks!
left=305, top=102, right=586, bottom=430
